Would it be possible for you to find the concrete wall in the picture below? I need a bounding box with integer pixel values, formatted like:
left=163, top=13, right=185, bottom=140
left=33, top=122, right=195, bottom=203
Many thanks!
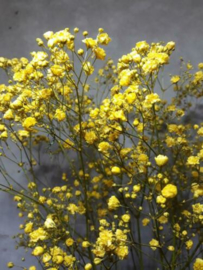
left=0, top=0, right=202, bottom=268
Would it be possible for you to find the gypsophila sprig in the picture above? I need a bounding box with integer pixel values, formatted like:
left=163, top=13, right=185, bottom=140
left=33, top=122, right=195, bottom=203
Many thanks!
left=0, top=27, right=202, bottom=270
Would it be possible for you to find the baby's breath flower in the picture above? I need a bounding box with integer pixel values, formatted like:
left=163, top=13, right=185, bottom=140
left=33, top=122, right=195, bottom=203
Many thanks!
left=111, top=166, right=121, bottom=174
left=155, top=155, right=169, bottom=166
left=108, top=196, right=120, bottom=210
left=142, top=218, right=150, bottom=226
left=193, top=258, right=203, bottom=270
left=32, top=246, right=44, bottom=256
left=149, top=239, right=160, bottom=250
left=171, top=75, right=180, bottom=83
left=161, top=184, right=177, bottom=199
left=167, top=246, right=175, bottom=251
left=85, top=263, right=92, bottom=270
left=7, top=262, right=14, bottom=268
left=187, top=156, right=200, bottom=165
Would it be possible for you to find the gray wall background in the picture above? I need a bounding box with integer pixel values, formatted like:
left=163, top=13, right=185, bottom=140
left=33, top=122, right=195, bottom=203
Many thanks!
left=0, top=0, right=202, bottom=268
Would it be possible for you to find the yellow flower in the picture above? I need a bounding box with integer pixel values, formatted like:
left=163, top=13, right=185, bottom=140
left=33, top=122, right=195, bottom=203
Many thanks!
left=135, top=41, right=149, bottom=53
left=142, top=218, right=150, bottom=226
left=7, top=262, right=14, bottom=268
left=121, top=214, right=130, bottom=223
left=145, top=93, right=161, bottom=105
left=82, top=38, right=97, bottom=48
left=125, top=92, right=136, bottom=104
left=167, top=246, right=175, bottom=251
left=83, top=62, right=94, bottom=75
left=84, top=131, right=97, bottom=144
left=171, top=75, right=180, bottom=83
left=187, top=156, right=200, bottom=165
left=3, top=109, right=14, bottom=120
left=155, top=155, right=168, bottom=166
left=32, top=246, right=44, bottom=256
left=149, top=239, right=160, bottom=250
left=111, top=166, right=121, bottom=174
left=0, top=131, right=8, bottom=139
left=115, top=245, right=129, bottom=260
left=113, top=109, right=127, bottom=121
left=82, top=241, right=91, bottom=248
left=29, top=267, right=36, bottom=270
left=94, top=47, right=106, bottom=60
left=192, top=203, right=203, bottom=214
left=142, top=59, right=159, bottom=73
left=29, top=227, right=48, bottom=242
left=185, top=239, right=193, bottom=250
left=108, top=196, right=120, bottom=210
left=63, top=255, right=76, bottom=267
left=44, top=216, right=56, bottom=228
left=157, top=215, right=168, bottom=224
left=85, top=263, right=92, bottom=270
left=193, top=258, right=203, bottom=270
left=65, top=238, right=74, bottom=246
left=133, top=185, right=141, bottom=193
left=63, top=138, right=74, bottom=149
left=23, top=117, right=37, bottom=131
left=97, top=33, right=111, bottom=45
left=42, top=253, right=51, bottom=263
left=94, top=258, right=102, bottom=265
left=50, top=64, right=65, bottom=76
left=98, top=142, right=111, bottom=153
left=161, top=184, right=177, bottom=199
left=119, top=69, right=132, bottom=86
left=156, top=195, right=166, bottom=204
left=24, top=222, right=33, bottom=233
left=18, top=130, right=30, bottom=138
left=54, top=109, right=66, bottom=121
left=165, top=41, right=175, bottom=50
left=147, top=52, right=169, bottom=64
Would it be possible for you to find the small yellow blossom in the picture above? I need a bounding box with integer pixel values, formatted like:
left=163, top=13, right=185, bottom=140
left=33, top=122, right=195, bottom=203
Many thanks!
left=97, top=33, right=111, bottom=45
left=29, top=227, right=48, bottom=242
left=111, top=166, right=121, bottom=174
left=82, top=38, right=97, bottom=48
left=23, top=117, right=37, bottom=131
left=65, top=238, right=74, bottom=246
left=98, top=142, right=111, bottom=152
left=94, top=47, right=106, bottom=60
left=32, top=246, right=44, bottom=256
left=108, top=196, right=120, bottom=210
left=135, top=41, right=149, bottom=53
left=85, top=263, right=93, bottom=270
left=94, top=258, right=102, bottom=265
left=193, top=258, right=203, bottom=270
left=54, top=109, right=66, bottom=121
left=161, top=184, right=177, bottom=199
left=44, top=216, right=56, bottom=228
left=171, top=75, right=180, bottom=83
left=185, top=239, right=193, bottom=250
left=121, top=214, right=130, bottom=223
left=142, top=218, right=150, bottom=226
left=115, top=245, right=129, bottom=260
left=149, top=239, right=160, bottom=250
left=187, top=156, right=200, bottom=165
left=83, top=62, right=94, bottom=75
left=7, top=262, right=14, bottom=268
left=155, top=155, right=169, bottom=166
left=3, top=109, right=14, bottom=120
left=24, top=222, right=33, bottom=234
left=167, top=246, right=175, bottom=251
left=29, top=267, right=36, bottom=270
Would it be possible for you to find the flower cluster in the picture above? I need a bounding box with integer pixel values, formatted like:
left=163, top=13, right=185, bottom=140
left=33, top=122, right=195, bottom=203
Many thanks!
left=0, top=27, right=202, bottom=270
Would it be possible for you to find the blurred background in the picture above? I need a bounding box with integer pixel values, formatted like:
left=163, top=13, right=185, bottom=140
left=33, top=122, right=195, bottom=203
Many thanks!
left=0, top=0, right=202, bottom=268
